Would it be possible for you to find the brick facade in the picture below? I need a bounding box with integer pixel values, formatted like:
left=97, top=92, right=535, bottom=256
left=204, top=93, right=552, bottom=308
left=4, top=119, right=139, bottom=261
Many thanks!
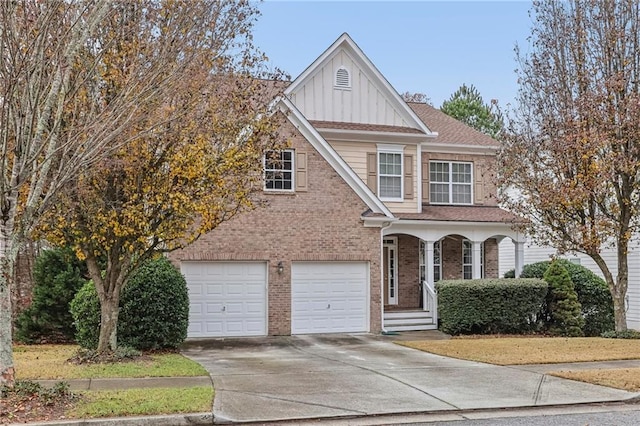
left=170, top=119, right=382, bottom=335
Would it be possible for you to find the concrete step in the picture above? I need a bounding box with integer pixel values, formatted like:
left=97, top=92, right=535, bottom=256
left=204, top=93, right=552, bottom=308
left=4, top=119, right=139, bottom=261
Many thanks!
left=383, top=310, right=436, bottom=332
left=383, top=310, right=433, bottom=319
left=384, top=324, right=438, bottom=332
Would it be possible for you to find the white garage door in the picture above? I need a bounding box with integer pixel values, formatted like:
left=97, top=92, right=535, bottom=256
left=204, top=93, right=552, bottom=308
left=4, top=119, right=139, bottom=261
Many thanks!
left=291, top=262, right=368, bottom=334
left=182, top=262, right=267, bottom=338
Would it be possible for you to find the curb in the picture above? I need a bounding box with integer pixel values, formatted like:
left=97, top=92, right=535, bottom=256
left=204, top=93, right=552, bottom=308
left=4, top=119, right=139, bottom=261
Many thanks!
left=9, top=413, right=214, bottom=426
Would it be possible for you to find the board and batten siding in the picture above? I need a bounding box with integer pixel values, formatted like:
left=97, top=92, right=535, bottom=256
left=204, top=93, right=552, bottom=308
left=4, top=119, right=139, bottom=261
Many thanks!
left=328, top=140, right=419, bottom=213
left=289, top=50, right=411, bottom=127
left=498, top=238, right=640, bottom=330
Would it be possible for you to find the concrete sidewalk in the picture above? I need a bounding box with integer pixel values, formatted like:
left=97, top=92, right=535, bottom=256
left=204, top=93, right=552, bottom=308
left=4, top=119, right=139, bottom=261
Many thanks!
left=182, top=333, right=640, bottom=424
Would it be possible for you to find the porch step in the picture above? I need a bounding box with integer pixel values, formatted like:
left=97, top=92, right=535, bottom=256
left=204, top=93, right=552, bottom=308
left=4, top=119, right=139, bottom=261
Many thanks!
left=383, top=310, right=437, bottom=332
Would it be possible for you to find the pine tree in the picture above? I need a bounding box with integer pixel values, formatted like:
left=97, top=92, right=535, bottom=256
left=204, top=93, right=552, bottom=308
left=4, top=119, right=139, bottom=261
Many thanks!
left=543, top=260, right=585, bottom=337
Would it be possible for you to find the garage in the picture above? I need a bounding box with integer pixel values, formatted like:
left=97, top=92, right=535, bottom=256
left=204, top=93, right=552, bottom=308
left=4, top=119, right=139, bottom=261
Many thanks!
left=182, top=261, right=267, bottom=338
left=291, top=262, right=368, bottom=334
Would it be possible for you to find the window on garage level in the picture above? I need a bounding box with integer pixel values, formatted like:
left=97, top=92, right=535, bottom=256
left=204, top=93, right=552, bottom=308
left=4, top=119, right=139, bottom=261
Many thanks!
left=430, top=161, right=473, bottom=205
left=264, top=149, right=294, bottom=191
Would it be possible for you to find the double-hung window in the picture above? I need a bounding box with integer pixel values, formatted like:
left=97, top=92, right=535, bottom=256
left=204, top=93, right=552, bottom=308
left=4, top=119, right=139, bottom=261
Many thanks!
left=264, top=150, right=294, bottom=191
left=378, top=146, right=403, bottom=200
left=430, top=161, right=472, bottom=204
left=462, top=239, right=485, bottom=279
left=419, top=240, right=442, bottom=283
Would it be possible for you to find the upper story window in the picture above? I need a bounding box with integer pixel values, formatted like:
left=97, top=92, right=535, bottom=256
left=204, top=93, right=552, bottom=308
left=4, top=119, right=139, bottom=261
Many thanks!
left=378, top=147, right=403, bottom=201
left=430, top=161, right=473, bottom=205
left=264, top=150, right=294, bottom=191
left=335, top=66, right=351, bottom=89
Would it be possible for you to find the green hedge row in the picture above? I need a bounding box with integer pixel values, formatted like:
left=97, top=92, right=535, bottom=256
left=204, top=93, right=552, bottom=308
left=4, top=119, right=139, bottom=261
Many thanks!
left=505, top=259, right=614, bottom=336
left=436, top=278, right=548, bottom=335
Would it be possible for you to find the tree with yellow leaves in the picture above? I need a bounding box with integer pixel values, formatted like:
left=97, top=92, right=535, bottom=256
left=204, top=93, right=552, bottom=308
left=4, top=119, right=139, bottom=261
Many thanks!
left=498, top=0, right=640, bottom=332
left=1, top=0, right=284, bottom=384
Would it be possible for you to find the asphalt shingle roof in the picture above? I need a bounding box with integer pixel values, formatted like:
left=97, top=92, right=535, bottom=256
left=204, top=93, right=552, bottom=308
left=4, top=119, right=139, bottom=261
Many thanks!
left=408, top=102, right=499, bottom=147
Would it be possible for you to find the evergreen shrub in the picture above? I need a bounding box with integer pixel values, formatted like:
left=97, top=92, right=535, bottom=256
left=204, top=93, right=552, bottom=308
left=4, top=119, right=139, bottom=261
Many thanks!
left=70, top=257, right=189, bottom=350
left=505, top=259, right=614, bottom=335
left=15, top=247, right=87, bottom=343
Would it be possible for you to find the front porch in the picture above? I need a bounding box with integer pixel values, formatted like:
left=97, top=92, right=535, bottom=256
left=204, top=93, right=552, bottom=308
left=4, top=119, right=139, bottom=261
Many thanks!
left=381, top=221, right=525, bottom=332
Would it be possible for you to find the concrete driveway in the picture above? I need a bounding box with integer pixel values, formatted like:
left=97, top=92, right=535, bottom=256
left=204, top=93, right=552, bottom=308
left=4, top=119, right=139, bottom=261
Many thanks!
left=181, top=334, right=638, bottom=424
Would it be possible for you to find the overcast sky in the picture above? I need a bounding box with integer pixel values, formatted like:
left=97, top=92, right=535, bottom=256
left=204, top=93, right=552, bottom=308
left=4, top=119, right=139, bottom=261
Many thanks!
left=253, top=1, right=533, bottom=108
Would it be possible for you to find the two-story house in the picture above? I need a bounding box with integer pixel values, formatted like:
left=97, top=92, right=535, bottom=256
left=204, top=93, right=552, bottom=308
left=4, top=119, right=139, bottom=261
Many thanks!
left=171, top=33, right=526, bottom=338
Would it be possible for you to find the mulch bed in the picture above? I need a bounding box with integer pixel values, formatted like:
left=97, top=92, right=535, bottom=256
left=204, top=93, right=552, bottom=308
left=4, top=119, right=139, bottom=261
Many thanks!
left=0, top=391, right=79, bottom=424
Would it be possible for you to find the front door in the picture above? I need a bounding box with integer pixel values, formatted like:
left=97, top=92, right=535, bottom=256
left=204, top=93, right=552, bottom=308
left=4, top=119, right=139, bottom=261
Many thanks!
left=383, top=238, right=398, bottom=305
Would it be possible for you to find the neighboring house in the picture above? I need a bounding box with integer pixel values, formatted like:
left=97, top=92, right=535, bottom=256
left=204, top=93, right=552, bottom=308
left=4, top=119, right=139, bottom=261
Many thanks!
left=499, top=239, right=640, bottom=330
left=170, top=33, right=526, bottom=338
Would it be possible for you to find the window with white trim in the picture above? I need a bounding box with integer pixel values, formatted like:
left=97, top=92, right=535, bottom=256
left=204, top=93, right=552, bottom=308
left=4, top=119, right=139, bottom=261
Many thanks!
left=264, top=150, right=294, bottom=191
left=419, top=240, right=442, bottom=283
left=430, top=161, right=473, bottom=204
left=378, top=149, right=403, bottom=200
left=462, top=239, right=485, bottom=279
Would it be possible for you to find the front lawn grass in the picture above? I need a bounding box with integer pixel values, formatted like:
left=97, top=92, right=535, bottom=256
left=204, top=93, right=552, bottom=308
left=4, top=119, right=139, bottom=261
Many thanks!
left=551, top=369, right=640, bottom=392
left=70, top=386, right=213, bottom=418
left=398, top=337, right=640, bottom=365
left=14, top=344, right=208, bottom=379
left=399, top=336, right=640, bottom=392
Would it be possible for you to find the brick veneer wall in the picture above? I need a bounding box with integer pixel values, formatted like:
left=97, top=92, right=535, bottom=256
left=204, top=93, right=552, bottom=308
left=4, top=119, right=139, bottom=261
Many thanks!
left=441, top=236, right=499, bottom=280
left=170, top=119, right=382, bottom=335
left=396, top=234, right=420, bottom=309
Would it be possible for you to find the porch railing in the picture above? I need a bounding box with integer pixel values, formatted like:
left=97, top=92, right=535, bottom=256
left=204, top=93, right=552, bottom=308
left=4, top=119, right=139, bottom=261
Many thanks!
left=422, top=280, right=438, bottom=321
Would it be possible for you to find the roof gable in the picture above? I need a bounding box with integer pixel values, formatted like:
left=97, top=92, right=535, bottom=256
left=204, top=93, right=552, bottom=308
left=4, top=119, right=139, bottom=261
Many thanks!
left=285, top=33, right=432, bottom=136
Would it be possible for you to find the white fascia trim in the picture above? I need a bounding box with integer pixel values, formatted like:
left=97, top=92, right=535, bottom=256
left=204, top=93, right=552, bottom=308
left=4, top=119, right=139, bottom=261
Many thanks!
left=398, top=219, right=517, bottom=228
left=285, top=33, right=437, bottom=138
left=423, top=143, right=498, bottom=155
left=317, top=128, right=429, bottom=144
left=280, top=97, right=394, bottom=218
left=362, top=216, right=398, bottom=228
left=377, top=143, right=405, bottom=152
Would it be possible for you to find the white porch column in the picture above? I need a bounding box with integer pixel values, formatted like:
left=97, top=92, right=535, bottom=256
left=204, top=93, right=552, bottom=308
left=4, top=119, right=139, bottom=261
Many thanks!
left=514, top=241, right=525, bottom=278
left=472, top=241, right=482, bottom=279
left=424, top=240, right=435, bottom=312
left=425, top=240, right=435, bottom=285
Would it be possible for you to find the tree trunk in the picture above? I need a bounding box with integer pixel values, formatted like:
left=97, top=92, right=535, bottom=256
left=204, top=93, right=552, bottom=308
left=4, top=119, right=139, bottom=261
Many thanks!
left=590, top=248, right=628, bottom=332
left=97, top=293, right=120, bottom=353
left=0, top=262, right=15, bottom=386
left=614, top=243, right=629, bottom=332
left=0, top=229, right=21, bottom=386
left=86, top=253, right=128, bottom=353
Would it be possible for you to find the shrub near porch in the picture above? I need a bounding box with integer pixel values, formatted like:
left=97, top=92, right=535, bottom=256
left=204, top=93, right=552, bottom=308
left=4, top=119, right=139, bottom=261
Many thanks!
left=436, top=278, right=547, bottom=335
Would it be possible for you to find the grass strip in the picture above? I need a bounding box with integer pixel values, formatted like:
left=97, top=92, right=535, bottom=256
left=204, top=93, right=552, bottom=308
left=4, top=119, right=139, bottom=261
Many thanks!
left=14, top=345, right=208, bottom=379
left=549, top=368, right=640, bottom=392
left=397, top=337, right=640, bottom=365
left=69, top=386, right=213, bottom=418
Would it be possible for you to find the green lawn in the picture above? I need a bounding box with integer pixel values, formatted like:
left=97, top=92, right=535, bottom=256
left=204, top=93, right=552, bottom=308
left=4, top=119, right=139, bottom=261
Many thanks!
left=11, top=344, right=213, bottom=420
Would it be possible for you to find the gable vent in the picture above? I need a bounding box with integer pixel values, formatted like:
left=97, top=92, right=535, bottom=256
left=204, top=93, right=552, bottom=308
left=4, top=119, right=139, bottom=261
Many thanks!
left=335, top=66, right=351, bottom=89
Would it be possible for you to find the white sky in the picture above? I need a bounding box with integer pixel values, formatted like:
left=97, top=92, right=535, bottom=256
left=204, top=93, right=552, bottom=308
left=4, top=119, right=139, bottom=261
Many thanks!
left=253, top=1, right=534, bottom=108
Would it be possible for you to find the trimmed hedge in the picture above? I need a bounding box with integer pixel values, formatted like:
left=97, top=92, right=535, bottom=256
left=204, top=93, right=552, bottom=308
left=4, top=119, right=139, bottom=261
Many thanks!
left=505, top=259, right=614, bottom=336
left=436, top=278, right=548, bottom=335
left=70, top=257, right=189, bottom=350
